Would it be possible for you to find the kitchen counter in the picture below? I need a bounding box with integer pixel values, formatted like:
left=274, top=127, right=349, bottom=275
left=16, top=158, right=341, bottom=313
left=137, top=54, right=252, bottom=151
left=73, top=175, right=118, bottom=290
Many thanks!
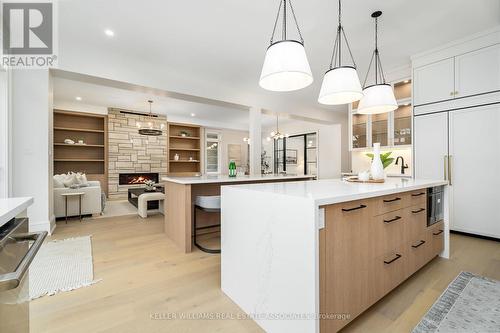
left=161, top=174, right=314, bottom=185
left=0, top=197, right=33, bottom=228
left=162, top=174, right=315, bottom=252
left=221, top=178, right=449, bottom=333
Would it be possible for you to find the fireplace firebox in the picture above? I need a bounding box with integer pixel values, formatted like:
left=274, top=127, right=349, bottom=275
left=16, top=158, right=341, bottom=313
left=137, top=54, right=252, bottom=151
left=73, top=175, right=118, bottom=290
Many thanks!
left=119, top=173, right=159, bottom=185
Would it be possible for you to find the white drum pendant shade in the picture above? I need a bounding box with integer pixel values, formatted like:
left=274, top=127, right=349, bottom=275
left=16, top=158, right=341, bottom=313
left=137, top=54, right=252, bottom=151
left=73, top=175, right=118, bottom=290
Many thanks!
left=318, top=67, right=363, bottom=105
left=357, top=84, right=398, bottom=114
left=259, top=40, right=313, bottom=92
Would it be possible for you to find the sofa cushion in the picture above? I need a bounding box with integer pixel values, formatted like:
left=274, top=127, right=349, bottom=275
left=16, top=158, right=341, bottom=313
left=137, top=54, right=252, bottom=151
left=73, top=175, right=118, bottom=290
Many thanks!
left=53, top=174, right=65, bottom=188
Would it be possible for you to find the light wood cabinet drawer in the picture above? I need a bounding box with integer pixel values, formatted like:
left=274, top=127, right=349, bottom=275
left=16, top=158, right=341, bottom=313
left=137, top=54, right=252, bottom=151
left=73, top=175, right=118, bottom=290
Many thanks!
left=374, top=194, right=405, bottom=215
left=406, top=189, right=427, bottom=207
left=371, top=244, right=408, bottom=299
left=406, top=232, right=431, bottom=277
left=370, top=210, right=405, bottom=257
left=406, top=204, right=427, bottom=243
left=428, top=221, right=444, bottom=258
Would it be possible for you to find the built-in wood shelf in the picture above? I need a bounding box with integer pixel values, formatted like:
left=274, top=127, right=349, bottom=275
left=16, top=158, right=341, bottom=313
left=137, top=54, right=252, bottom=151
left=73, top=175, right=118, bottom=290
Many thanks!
left=167, top=122, right=202, bottom=176
left=169, top=148, right=200, bottom=151
left=54, top=159, right=105, bottom=162
left=53, top=109, right=108, bottom=195
left=169, top=135, right=200, bottom=140
left=54, top=126, right=105, bottom=133
left=54, top=143, right=105, bottom=148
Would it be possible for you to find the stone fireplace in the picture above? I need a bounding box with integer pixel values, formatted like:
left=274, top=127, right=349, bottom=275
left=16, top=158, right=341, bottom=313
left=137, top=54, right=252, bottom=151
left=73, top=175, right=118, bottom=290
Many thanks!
left=108, top=109, right=168, bottom=199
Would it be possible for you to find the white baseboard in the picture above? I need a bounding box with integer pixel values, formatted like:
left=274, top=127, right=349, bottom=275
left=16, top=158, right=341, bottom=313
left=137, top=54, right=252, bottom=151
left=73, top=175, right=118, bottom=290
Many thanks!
left=30, top=218, right=55, bottom=234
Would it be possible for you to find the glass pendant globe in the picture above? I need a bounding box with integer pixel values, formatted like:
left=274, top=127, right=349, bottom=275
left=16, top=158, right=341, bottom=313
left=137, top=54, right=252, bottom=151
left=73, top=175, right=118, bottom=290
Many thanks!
left=259, top=40, right=313, bottom=92
left=318, top=66, right=363, bottom=105
left=357, top=84, right=398, bottom=114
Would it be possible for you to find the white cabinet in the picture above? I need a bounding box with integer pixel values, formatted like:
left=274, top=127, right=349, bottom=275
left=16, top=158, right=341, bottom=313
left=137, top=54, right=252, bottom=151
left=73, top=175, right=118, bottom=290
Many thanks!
left=455, top=44, right=500, bottom=98
left=413, top=58, right=455, bottom=106
left=414, top=112, right=448, bottom=180
left=449, top=104, right=500, bottom=238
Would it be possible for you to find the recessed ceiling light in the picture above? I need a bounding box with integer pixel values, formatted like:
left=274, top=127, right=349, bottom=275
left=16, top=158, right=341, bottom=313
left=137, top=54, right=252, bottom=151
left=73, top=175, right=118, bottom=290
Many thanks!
left=104, top=29, right=114, bottom=37
left=190, top=113, right=196, bottom=117
left=75, top=96, right=82, bottom=101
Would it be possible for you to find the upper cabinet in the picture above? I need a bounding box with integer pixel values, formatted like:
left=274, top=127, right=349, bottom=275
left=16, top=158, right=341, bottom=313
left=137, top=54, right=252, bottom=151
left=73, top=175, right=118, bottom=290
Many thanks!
left=350, top=79, right=412, bottom=150
left=413, top=36, right=500, bottom=107
left=413, top=58, right=455, bottom=106
left=455, top=44, right=500, bottom=98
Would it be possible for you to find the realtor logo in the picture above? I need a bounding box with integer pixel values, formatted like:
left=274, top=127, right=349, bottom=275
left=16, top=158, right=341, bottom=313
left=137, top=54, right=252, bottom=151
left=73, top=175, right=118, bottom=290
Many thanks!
left=1, top=1, right=58, bottom=68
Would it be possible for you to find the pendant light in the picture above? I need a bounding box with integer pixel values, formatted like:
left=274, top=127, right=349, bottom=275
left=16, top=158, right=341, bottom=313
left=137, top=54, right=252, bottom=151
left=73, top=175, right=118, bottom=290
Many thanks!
left=260, top=0, right=313, bottom=92
left=357, top=11, right=397, bottom=115
left=137, top=100, right=164, bottom=136
left=318, top=0, right=363, bottom=105
left=267, top=114, right=289, bottom=140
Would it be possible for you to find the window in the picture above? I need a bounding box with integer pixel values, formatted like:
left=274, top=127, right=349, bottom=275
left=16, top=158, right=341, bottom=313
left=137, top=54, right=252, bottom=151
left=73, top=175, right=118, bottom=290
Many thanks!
left=205, top=131, right=221, bottom=174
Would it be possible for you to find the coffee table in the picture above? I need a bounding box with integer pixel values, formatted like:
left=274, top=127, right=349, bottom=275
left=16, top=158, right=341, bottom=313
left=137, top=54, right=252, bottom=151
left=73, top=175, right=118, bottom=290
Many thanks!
left=128, top=186, right=164, bottom=210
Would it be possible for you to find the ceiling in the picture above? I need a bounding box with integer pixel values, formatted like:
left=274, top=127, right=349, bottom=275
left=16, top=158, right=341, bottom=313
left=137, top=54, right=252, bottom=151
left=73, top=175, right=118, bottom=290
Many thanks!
left=53, top=76, right=285, bottom=130
left=57, top=0, right=500, bottom=120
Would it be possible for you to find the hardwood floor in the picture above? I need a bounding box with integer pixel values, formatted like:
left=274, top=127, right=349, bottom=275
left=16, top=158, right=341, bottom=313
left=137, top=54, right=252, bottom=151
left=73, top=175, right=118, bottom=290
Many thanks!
left=30, top=215, right=500, bottom=333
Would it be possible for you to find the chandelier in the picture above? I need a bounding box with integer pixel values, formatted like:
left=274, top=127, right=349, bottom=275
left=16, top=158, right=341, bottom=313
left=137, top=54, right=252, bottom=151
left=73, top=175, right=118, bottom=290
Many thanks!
left=137, top=100, right=165, bottom=136
left=268, top=115, right=289, bottom=140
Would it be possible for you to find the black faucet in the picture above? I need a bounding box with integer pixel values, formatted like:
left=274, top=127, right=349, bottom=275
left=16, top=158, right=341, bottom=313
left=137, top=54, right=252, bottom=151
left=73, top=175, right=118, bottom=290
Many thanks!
left=395, top=156, right=409, bottom=175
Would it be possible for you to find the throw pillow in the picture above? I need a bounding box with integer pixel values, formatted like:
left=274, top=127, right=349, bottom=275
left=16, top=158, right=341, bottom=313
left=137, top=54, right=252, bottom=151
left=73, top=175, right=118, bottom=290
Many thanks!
left=53, top=175, right=65, bottom=188
left=63, top=173, right=77, bottom=187
left=75, top=172, right=88, bottom=185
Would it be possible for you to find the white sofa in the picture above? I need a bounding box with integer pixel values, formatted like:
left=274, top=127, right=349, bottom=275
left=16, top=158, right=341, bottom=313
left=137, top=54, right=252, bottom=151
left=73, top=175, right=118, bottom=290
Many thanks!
left=53, top=179, right=103, bottom=218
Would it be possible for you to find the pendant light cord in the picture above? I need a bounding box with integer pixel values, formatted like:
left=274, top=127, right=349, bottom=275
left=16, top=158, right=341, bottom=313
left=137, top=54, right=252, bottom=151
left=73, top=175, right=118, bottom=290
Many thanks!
left=362, top=12, right=387, bottom=87
left=269, top=0, right=304, bottom=44
left=328, top=0, right=357, bottom=70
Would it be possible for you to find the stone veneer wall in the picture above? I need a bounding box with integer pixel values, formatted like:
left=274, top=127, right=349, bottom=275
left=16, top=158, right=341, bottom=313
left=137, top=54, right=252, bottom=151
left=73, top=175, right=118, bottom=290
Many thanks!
left=107, top=109, right=168, bottom=200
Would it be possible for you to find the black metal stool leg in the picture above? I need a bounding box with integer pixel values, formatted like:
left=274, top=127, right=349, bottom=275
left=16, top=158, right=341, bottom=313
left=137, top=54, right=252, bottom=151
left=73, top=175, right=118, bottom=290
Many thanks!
left=193, top=205, right=221, bottom=254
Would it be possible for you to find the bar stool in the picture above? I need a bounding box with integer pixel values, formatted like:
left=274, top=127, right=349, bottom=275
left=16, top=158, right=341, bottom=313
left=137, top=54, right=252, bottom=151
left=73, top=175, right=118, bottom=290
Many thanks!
left=193, top=195, right=221, bottom=254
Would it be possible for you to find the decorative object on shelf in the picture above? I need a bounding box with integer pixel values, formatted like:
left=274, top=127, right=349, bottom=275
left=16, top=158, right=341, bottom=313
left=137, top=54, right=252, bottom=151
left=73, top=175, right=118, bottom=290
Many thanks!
left=357, top=11, right=397, bottom=115
left=180, top=131, right=189, bottom=137
left=174, top=153, right=180, bottom=161
left=137, top=100, right=165, bottom=136
left=268, top=114, right=289, bottom=140
left=228, top=160, right=237, bottom=177
left=318, top=0, right=362, bottom=105
left=189, top=156, right=194, bottom=161
left=369, top=143, right=385, bottom=180
left=366, top=150, right=394, bottom=169
left=144, top=180, right=156, bottom=192
left=64, top=138, right=75, bottom=145
left=77, top=139, right=85, bottom=145
left=260, top=0, right=313, bottom=92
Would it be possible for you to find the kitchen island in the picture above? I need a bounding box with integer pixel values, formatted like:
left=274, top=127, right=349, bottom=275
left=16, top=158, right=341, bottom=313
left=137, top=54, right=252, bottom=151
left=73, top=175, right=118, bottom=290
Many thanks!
left=221, top=178, right=449, bottom=333
left=162, top=174, right=315, bottom=252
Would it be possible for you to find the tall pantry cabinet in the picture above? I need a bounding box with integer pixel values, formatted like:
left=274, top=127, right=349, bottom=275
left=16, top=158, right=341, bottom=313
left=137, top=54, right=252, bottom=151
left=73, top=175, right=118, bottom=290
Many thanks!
left=413, top=27, right=500, bottom=239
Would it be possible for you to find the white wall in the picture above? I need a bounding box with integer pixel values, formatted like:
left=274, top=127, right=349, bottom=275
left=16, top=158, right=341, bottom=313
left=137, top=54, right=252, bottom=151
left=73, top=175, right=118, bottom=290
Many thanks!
left=0, top=68, right=8, bottom=198
left=351, top=147, right=413, bottom=176
left=11, top=69, right=54, bottom=233
left=262, top=120, right=342, bottom=179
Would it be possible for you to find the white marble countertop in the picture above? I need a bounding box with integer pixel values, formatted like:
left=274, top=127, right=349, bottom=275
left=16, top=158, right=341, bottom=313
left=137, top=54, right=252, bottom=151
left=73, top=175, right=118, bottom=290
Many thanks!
left=225, top=178, right=448, bottom=206
left=161, top=174, right=315, bottom=185
left=0, top=197, right=33, bottom=228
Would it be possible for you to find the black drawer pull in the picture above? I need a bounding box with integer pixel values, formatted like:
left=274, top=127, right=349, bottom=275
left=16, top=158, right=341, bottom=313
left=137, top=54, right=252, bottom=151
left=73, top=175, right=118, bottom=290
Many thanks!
left=384, top=254, right=402, bottom=265
left=383, top=216, right=402, bottom=223
left=412, top=208, right=425, bottom=214
left=411, top=192, right=426, bottom=197
left=342, top=204, right=367, bottom=212
left=412, top=240, right=426, bottom=248
left=383, top=197, right=401, bottom=203
left=433, top=230, right=444, bottom=236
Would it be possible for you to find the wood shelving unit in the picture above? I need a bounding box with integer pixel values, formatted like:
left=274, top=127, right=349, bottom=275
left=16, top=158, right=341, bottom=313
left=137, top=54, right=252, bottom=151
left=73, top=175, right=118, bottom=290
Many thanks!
left=53, top=110, right=108, bottom=195
left=167, top=122, right=202, bottom=176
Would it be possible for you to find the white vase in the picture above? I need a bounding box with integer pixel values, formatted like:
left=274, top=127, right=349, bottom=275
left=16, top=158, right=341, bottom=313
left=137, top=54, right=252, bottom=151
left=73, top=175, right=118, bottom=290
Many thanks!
left=370, top=143, right=385, bottom=180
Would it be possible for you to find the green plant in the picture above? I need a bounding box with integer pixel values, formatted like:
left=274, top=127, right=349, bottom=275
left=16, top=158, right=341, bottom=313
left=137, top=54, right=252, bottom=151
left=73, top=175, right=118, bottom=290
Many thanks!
left=366, top=151, right=394, bottom=169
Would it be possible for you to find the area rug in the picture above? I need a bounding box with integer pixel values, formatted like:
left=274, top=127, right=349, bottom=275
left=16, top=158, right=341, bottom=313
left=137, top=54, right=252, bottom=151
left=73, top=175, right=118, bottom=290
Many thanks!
left=26, top=235, right=101, bottom=301
left=413, top=271, right=500, bottom=333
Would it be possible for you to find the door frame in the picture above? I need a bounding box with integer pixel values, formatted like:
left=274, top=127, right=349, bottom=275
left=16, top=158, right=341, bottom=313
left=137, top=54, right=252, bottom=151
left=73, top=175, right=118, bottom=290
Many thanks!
left=0, top=66, right=10, bottom=198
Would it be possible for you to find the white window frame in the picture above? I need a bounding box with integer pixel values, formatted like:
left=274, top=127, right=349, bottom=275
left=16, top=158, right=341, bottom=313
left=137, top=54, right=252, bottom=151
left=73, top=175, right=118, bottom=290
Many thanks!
left=204, top=130, right=221, bottom=175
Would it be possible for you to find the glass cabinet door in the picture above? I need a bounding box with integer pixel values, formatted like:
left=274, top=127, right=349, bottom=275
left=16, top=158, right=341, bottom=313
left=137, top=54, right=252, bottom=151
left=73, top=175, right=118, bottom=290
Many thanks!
left=352, top=113, right=368, bottom=149
left=394, top=104, right=412, bottom=145
left=371, top=113, right=388, bottom=146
